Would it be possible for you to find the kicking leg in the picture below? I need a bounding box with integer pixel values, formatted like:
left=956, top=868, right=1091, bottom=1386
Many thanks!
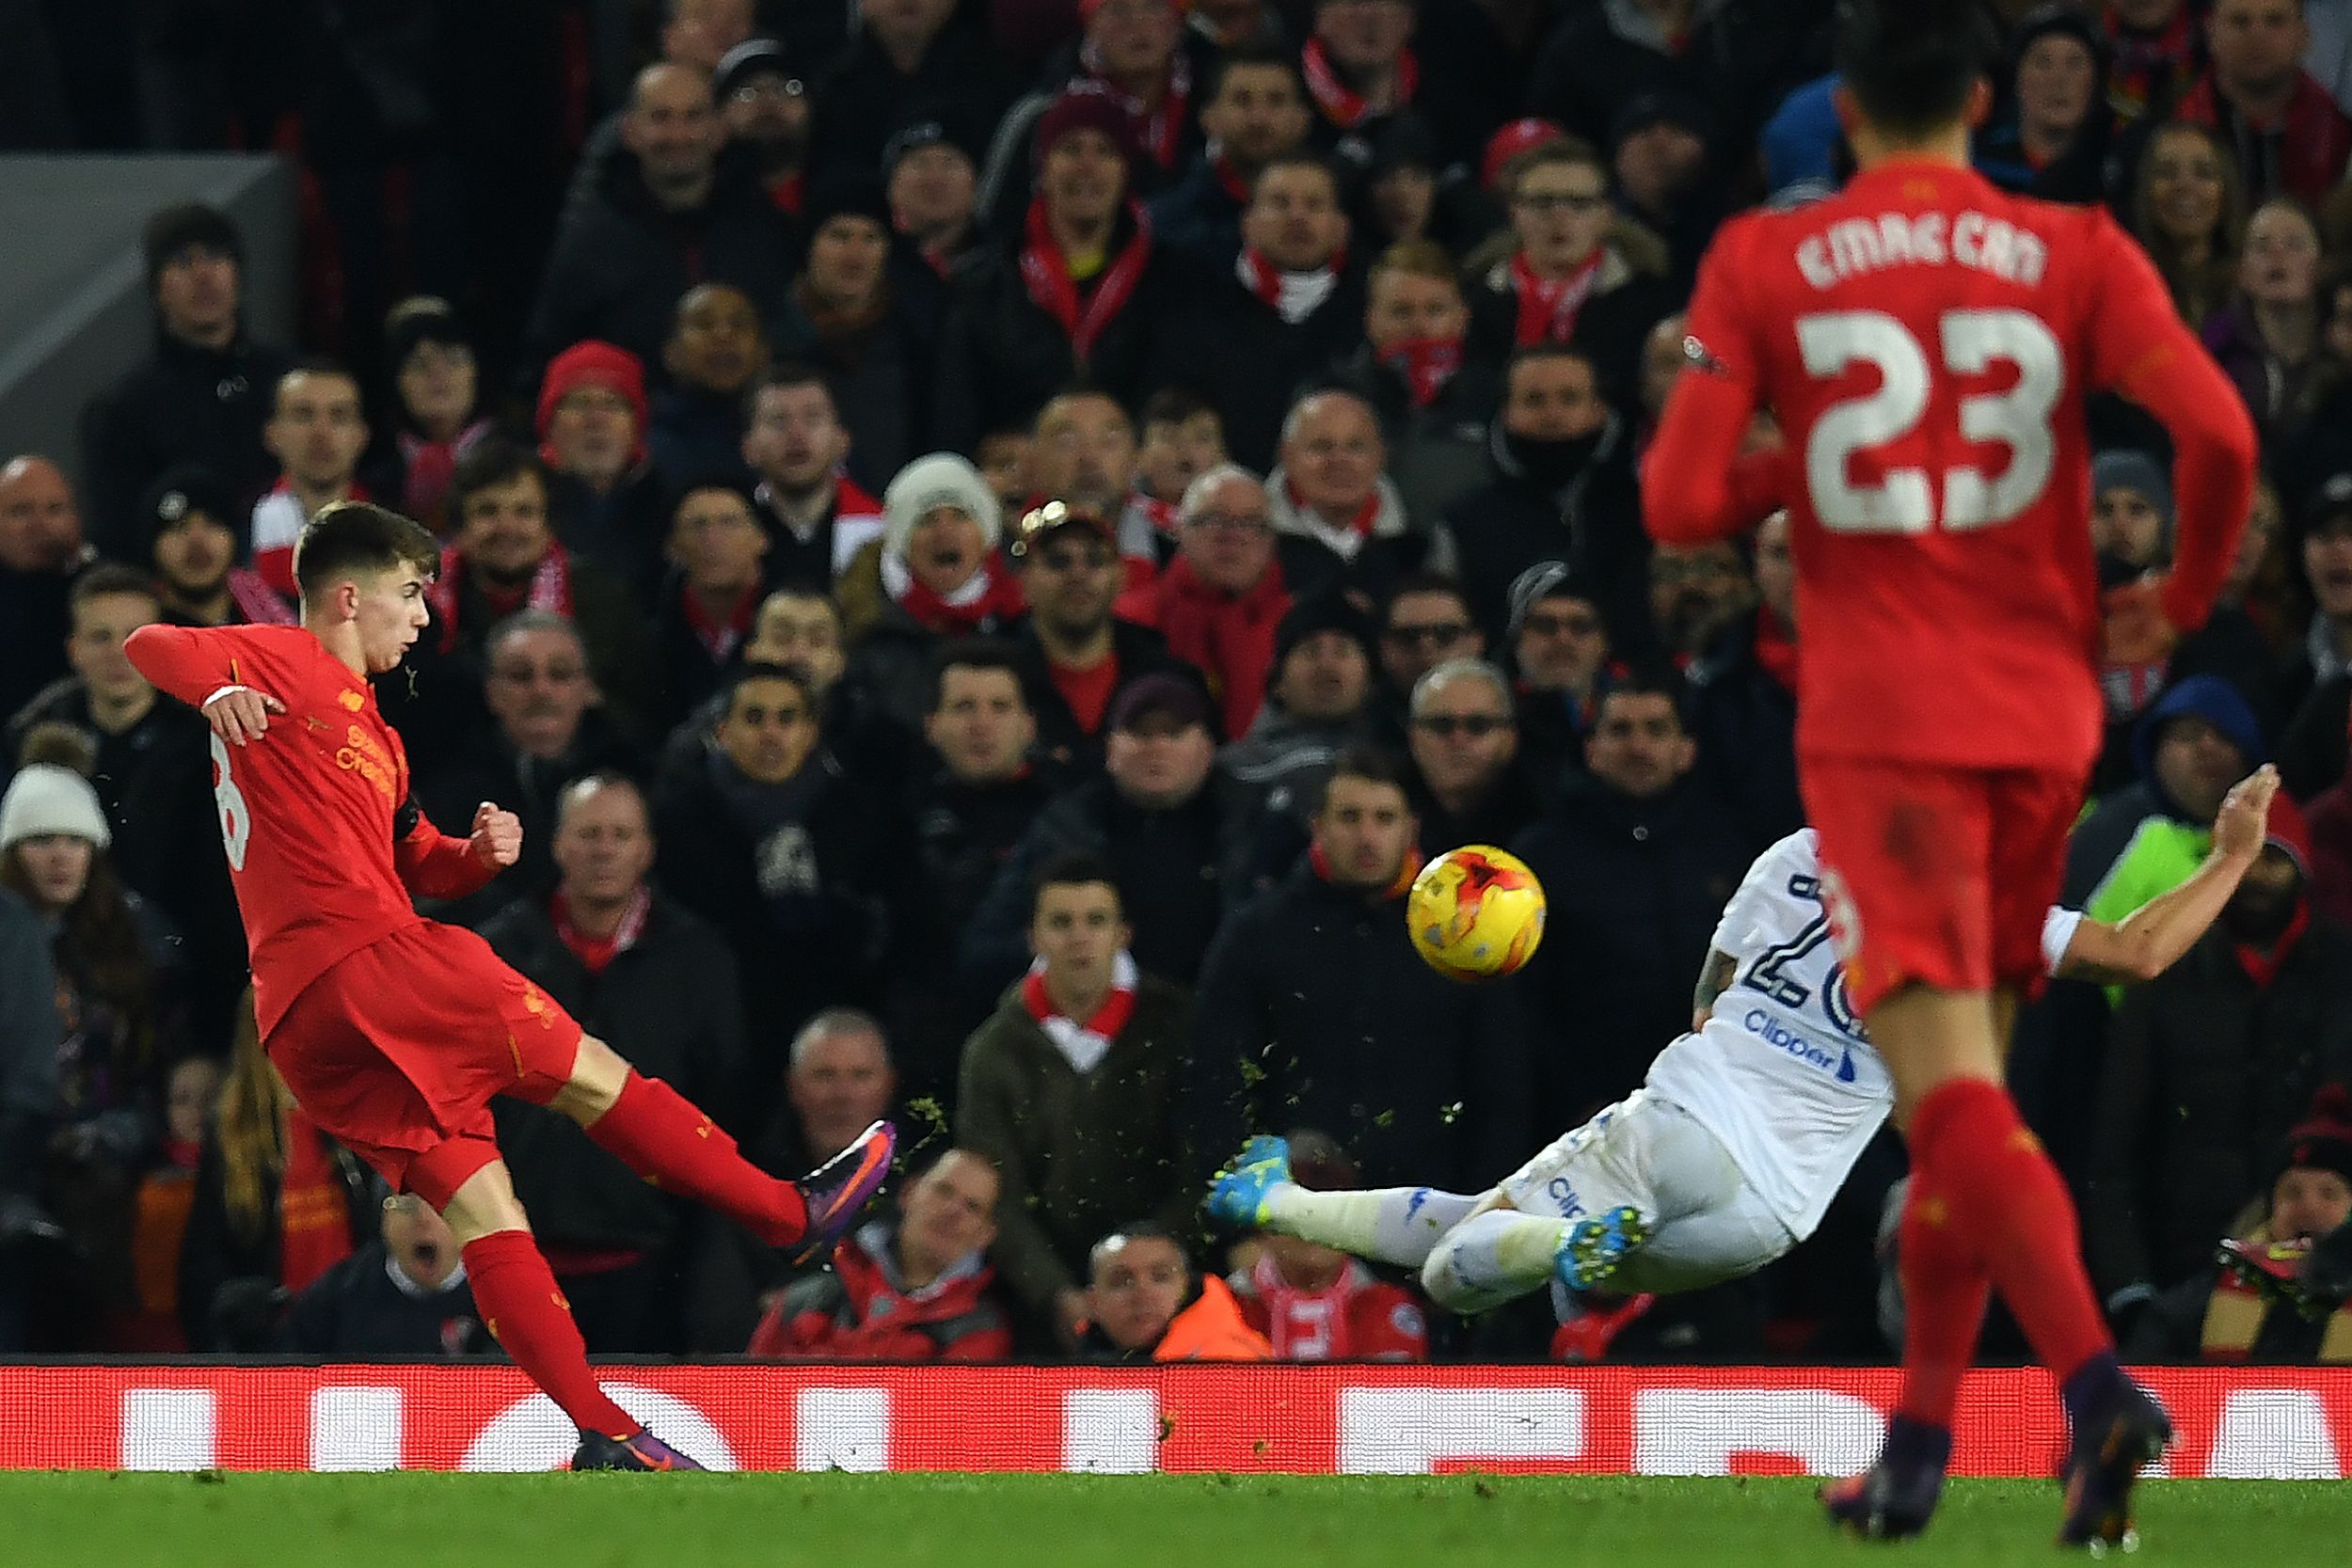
left=1419, top=1196, right=1572, bottom=1312
left=1207, top=1134, right=1482, bottom=1268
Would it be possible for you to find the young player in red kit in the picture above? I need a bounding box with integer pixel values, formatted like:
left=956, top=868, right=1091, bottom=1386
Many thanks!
left=1643, top=0, right=2258, bottom=1548
left=124, top=502, right=898, bottom=1471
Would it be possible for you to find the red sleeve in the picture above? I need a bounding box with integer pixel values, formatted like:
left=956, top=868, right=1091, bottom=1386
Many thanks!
left=122, top=624, right=245, bottom=710
left=1643, top=223, right=1787, bottom=545
left=1350, top=1284, right=1429, bottom=1362
left=2082, top=214, right=2259, bottom=633
left=393, top=802, right=496, bottom=900
left=938, top=1317, right=1016, bottom=1361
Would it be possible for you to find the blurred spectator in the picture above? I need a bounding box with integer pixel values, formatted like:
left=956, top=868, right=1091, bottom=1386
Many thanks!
left=375, top=298, right=491, bottom=534
left=523, top=62, right=795, bottom=381
left=1220, top=592, right=1379, bottom=838
left=1635, top=310, right=1688, bottom=450
left=977, top=425, right=1035, bottom=516
left=1514, top=674, right=1749, bottom=1122
left=1374, top=574, right=1482, bottom=739
left=1182, top=745, right=1531, bottom=1191
left=1149, top=44, right=1311, bottom=270
left=2127, top=119, right=2246, bottom=327
left=2276, top=276, right=2352, bottom=512
left=1296, top=0, right=1473, bottom=166
left=741, top=366, right=887, bottom=589
left=1083, top=1221, right=1271, bottom=1359
left=1135, top=388, right=1230, bottom=510
left=1353, top=110, right=1447, bottom=255
left=2277, top=478, right=2352, bottom=794
left=1115, top=465, right=1291, bottom=740
left=651, top=663, right=905, bottom=1041
left=1610, top=92, right=1724, bottom=293
left=143, top=467, right=293, bottom=630
left=964, top=675, right=1249, bottom=989
left=1505, top=562, right=1618, bottom=787
left=2093, top=450, right=2175, bottom=571
left=2123, top=1085, right=2352, bottom=1363
left=809, top=0, right=1012, bottom=188
left=1006, top=500, right=1185, bottom=778
left=1165, top=152, right=1366, bottom=469
left=1331, top=244, right=1495, bottom=529
left=988, top=0, right=1200, bottom=220
left=736, top=588, right=908, bottom=781
left=886, top=112, right=987, bottom=281
left=748, top=1147, right=1012, bottom=1359
left=892, top=641, right=1053, bottom=1101
left=280, top=1194, right=485, bottom=1358
left=2069, top=676, right=2265, bottom=922
left=1687, top=510, right=1803, bottom=852
left=934, top=86, right=1196, bottom=450
left=119, top=1054, right=216, bottom=1349
left=2106, top=0, right=2204, bottom=127
left=1436, top=343, right=1642, bottom=647
left=1228, top=1129, right=1429, bottom=1360
left=1468, top=139, right=1676, bottom=409
left=715, top=39, right=812, bottom=216
left=1020, top=390, right=1163, bottom=581
left=0, top=454, right=92, bottom=721
left=958, top=854, right=1197, bottom=1349
left=2090, top=797, right=2352, bottom=1320
left=79, top=203, right=293, bottom=561
left=843, top=453, right=1021, bottom=725
left=1646, top=541, right=1753, bottom=666
left=653, top=482, right=774, bottom=729
left=178, top=994, right=368, bottom=1351
left=481, top=773, right=745, bottom=1352
left=2204, top=197, right=2328, bottom=441
left=1406, top=657, right=1541, bottom=851
left=0, top=881, right=61, bottom=1353
left=413, top=611, right=643, bottom=929
left=1973, top=5, right=2112, bottom=201
left=1265, top=388, right=1419, bottom=606
left=534, top=342, right=670, bottom=590
left=773, top=182, right=929, bottom=486
left=649, top=283, right=771, bottom=482
left=2178, top=0, right=2352, bottom=208
left=247, top=362, right=371, bottom=600
left=430, top=439, right=657, bottom=739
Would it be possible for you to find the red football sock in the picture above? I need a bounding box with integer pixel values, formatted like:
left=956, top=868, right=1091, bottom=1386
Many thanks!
left=1891, top=1165, right=1992, bottom=1430
left=586, top=1073, right=808, bottom=1245
left=1912, top=1078, right=2112, bottom=1385
left=463, top=1230, right=637, bottom=1440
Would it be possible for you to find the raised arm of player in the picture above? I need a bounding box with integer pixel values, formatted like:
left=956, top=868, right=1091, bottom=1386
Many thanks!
left=1642, top=228, right=1791, bottom=545
left=122, top=623, right=287, bottom=746
left=2085, top=214, right=2261, bottom=636
left=391, top=799, right=516, bottom=901
left=2055, top=766, right=2277, bottom=986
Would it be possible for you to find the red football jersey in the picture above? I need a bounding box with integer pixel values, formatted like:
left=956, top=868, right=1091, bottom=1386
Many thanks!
left=123, top=624, right=493, bottom=1036
left=1232, top=1256, right=1428, bottom=1362
left=1646, top=159, right=2255, bottom=768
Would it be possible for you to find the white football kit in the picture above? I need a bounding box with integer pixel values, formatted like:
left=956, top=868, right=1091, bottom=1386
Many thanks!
left=1498, top=829, right=2081, bottom=1294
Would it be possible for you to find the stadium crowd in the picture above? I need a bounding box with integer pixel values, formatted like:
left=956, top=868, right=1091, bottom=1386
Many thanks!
left=5, top=0, right=2352, bottom=1370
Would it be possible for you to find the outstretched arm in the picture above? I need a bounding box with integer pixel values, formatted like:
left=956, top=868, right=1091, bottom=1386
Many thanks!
left=2055, top=767, right=2278, bottom=986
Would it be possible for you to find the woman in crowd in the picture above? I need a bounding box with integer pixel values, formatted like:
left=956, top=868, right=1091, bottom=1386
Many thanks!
left=2129, top=119, right=2245, bottom=329
left=2204, top=198, right=2328, bottom=445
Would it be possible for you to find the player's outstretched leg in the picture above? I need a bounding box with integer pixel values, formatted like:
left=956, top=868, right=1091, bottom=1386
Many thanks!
left=1206, top=1134, right=1481, bottom=1268
left=1419, top=1202, right=1648, bottom=1313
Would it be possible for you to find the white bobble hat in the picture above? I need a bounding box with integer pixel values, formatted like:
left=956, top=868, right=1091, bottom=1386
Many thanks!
left=0, top=764, right=112, bottom=853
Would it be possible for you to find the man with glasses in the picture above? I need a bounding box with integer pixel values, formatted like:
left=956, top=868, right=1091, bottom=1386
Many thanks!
left=1116, top=465, right=1293, bottom=738
left=716, top=39, right=812, bottom=215
left=1505, top=561, right=1617, bottom=788
left=1406, top=657, right=1540, bottom=849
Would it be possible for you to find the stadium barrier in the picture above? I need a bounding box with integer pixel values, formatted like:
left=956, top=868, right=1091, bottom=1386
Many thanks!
left=3, top=1364, right=2347, bottom=1477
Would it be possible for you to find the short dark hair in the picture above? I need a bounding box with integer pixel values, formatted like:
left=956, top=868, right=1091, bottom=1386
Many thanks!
left=1596, top=665, right=1690, bottom=729
left=71, top=562, right=162, bottom=614
left=142, top=202, right=242, bottom=292
left=743, top=360, right=838, bottom=423
left=447, top=436, right=550, bottom=523
left=1506, top=341, right=1602, bottom=386
left=272, top=357, right=361, bottom=416
left=1250, top=151, right=1342, bottom=203
left=929, top=638, right=1028, bottom=712
left=1317, top=743, right=1414, bottom=811
left=1205, top=40, right=1301, bottom=102
left=1381, top=571, right=1471, bottom=626
left=1142, top=385, right=1216, bottom=430
left=1834, top=0, right=1997, bottom=142
left=1031, top=849, right=1122, bottom=916
left=724, top=659, right=814, bottom=708
left=292, top=501, right=440, bottom=602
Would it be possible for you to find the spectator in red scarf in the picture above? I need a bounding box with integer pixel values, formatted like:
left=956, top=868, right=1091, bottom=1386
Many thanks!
left=374, top=298, right=491, bottom=536
left=749, top=1147, right=1013, bottom=1359
left=1329, top=243, right=1498, bottom=529
left=1228, top=1128, right=1430, bottom=1360
left=740, top=365, right=886, bottom=591
left=842, top=452, right=1022, bottom=725
left=1071, top=0, right=1200, bottom=192
left=432, top=438, right=657, bottom=739
left=934, top=85, right=1200, bottom=450
left=1150, top=44, right=1311, bottom=270
left=716, top=39, right=812, bottom=218
left=1265, top=387, right=1422, bottom=607
left=2106, top=0, right=2205, bottom=127
left=536, top=340, right=670, bottom=592
left=1299, top=0, right=1431, bottom=155
left=248, top=362, right=371, bottom=603
left=1687, top=510, right=1804, bottom=853
left=1117, top=465, right=1291, bottom=739
left=1467, top=139, right=1676, bottom=409
left=654, top=483, right=776, bottom=730
left=2179, top=0, right=2352, bottom=208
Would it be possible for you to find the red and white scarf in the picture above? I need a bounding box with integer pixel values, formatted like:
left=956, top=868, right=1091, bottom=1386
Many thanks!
left=397, top=419, right=493, bottom=531
left=1301, top=38, right=1417, bottom=130
left=1081, top=37, right=1192, bottom=171
left=553, top=886, right=651, bottom=975
left=1210, top=148, right=1251, bottom=203
left=1021, top=951, right=1139, bottom=1073
left=429, top=541, right=574, bottom=654
left=1510, top=248, right=1605, bottom=348
left=1378, top=335, right=1462, bottom=408
left=1020, top=198, right=1156, bottom=363
left=881, top=546, right=1027, bottom=634
left=251, top=478, right=369, bottom=599
left=682, top=581, right=761, bottom=664
left=1238, top=247, right=1344, bottom=325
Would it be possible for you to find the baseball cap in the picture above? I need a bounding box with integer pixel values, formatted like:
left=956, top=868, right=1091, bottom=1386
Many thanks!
left=1109, top=673, right=1214, bottom=734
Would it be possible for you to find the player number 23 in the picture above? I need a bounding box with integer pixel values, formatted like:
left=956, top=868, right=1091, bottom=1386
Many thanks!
left=1796, top=308, right=2061, bottom=534
left=210, top=734, right=252, bottom=871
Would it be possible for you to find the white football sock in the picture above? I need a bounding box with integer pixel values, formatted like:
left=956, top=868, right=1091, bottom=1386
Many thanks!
left=1262, top=1183, right=1483, bottom=1268
left=1419, top=1208, right=1569, bottom=1313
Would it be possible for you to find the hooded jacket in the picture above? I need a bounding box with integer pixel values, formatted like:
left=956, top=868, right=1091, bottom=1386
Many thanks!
left=2068, top=675, right=2268, bottom=926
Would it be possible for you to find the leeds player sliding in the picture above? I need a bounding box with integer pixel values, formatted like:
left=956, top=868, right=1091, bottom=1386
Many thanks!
left=1209, top=766, right=2278, bottom=1324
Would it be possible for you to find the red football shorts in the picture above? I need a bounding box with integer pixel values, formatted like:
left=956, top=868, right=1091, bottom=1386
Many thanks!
left=1800, top=756, right=2089, bottom=1016
left=265, top=921, right=584, bottom=1204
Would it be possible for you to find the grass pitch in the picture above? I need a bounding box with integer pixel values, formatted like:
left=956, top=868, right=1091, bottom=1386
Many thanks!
left=8, top=1472, right=2339, bottom=1567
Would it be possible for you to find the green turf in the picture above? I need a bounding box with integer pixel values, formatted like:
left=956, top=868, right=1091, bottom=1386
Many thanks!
left=6, top=1473, right=2340, bottom=1568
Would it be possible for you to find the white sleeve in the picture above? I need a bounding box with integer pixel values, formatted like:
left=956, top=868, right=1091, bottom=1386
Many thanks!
left=2041, top=908, right=2086, bottom=977
left=1710, top=830, right=1817, bottom=957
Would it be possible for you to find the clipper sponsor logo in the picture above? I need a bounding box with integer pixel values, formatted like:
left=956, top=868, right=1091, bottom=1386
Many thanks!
left=1744, top=1010, right=1857, bottom=1084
